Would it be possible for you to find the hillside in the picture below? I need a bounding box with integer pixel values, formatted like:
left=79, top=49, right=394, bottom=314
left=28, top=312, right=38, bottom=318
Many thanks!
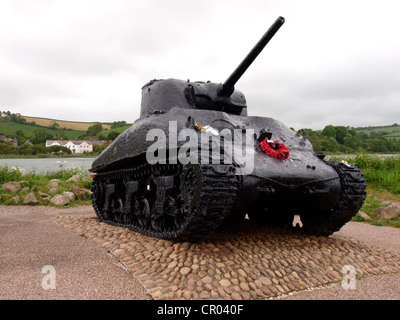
left=0, top=112, right=133, bottom=145
left=0, top=120, right=86, bottom=140
left=352, top=124, right=400, bottom=140
left=21, top=116, right=112, bottom=131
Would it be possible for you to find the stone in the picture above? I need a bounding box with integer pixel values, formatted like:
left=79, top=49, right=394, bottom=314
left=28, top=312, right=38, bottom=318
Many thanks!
left=239, top=282, right=250, bottom=291
left=20, top=187, right=29, bottom=193
left=70, top=185, right=85, bottom=200
left=219, top=279, right=231, bottom=287
left=2, top=182, right=21, bottom=192
left=50, top=194, right=70, bottom=206
left=180, top=267, right=191, bottom=275
left=10, top=196, right=20, bottom=205
left=62, top=191, right=76, bottom=202
left=201, top=276, right=213, bottom=284
left=38, top=191, right=50, bottom=200
left=183, top=290, right=192, bottom=300
left=231, top=292, right=242, bottom=300
left=49, top=187, right=58, bottom=194
left=372, top=205, right=399, bottom=219
left=49, top=179, right=60, bottom=188
left=356, top=211, right=371, bottom=220
left=259, top=276, right=272, bottom=286
left=23, top=192, right=38, bottom=205
left=67, top=174, right=80, bottom=183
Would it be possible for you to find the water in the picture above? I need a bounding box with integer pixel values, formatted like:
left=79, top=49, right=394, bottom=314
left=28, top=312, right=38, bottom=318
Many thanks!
left=325, top=153, right=398, bottom=160
left=0, top=157, right=94, bottom=174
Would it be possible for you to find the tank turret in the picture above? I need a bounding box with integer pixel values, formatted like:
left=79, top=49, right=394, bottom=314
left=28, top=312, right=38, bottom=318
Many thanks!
left=90, top=17, right=366, bottom=241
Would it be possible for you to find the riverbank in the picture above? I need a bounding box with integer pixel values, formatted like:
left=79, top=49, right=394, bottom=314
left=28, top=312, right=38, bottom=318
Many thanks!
left=0, top=153, right=98, bottom=159
left=0, top=157, right=94, bottom=174
left=0, top=166, right=92, bottom=207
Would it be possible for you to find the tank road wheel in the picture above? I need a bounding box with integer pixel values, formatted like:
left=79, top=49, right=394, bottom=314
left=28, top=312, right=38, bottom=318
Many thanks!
left=180, top=163, right=202, bottom=212
left=300, top=161, right=367, bottom=236
left=175, top=162, right=239, bottom=241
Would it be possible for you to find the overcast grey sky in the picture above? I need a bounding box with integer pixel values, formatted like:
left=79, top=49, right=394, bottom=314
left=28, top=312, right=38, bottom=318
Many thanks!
left=1, top=0, right=399, bottom=130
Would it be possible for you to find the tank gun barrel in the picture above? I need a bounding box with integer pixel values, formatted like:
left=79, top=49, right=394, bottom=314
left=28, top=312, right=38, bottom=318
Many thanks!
left=218, top=16, right=285, bottom=97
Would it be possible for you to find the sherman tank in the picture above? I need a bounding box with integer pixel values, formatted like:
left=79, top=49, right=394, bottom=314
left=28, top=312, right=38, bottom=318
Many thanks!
left=90, top=16, right=366, bottom=241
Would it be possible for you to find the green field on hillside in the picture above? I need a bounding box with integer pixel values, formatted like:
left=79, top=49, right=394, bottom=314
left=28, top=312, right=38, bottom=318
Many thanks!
left=353, top=124, right=400, bottom=140
left=100, top=125, right=131, bottom=136
left=0, top=121, right=86, bottom=140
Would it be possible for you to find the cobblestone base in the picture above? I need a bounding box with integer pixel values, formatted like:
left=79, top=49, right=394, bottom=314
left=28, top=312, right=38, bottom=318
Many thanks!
left=57, top=216, right=400, bottom=300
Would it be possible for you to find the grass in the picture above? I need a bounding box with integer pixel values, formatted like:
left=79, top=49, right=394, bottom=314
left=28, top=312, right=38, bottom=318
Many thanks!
left=341, top=154, right=400, bottom=228
left=0, top=120, right=87, bottom=140
left=353, top=188, right=400, bottom=228
left=323, top=154, right=400, bottom=228
left=99, top=125, right=131, bottom=136
left=353, top=124, right=400, bottom=140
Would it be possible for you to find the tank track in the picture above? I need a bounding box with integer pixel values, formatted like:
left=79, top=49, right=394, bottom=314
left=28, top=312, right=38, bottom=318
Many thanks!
left=300, top=160, right=367, bottom=236
left=91, top=162, right=239, bottom=241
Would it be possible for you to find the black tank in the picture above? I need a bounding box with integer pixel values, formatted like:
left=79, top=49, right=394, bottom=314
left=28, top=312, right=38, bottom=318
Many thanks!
left=90, top=17, right=366, bottom=241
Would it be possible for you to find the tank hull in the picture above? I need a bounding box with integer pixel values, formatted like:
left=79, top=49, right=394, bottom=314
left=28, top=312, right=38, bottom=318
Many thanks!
left=90, top=107, right=366, bottom=241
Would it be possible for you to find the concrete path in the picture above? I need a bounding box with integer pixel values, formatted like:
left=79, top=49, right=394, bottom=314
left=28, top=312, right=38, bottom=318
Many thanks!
left=0, top=205, right=150, bottom=299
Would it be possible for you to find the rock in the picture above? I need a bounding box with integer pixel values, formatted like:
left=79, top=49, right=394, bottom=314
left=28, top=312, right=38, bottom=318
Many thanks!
left=70, top=185, right=85, bottom=200
left=49, top=179, right=60, bottom=188
left=50, top=194, right=70, bottom=206
left=67, top=174, right=80, bottom=183
left=23, top=192, right=38, bottom=205
left=11, top=196, right=20, bottom=205
left=62, top=191, right=76, bottom=202
left=356, top=211, right=371, bottom=220
left=39, top=191, right=50, bottom=199
left=372, top=205, right=399, bottom=219
left=82, top=188, right=92, bottom=196
left=2, top=182, right=21, bottom=193
left=20, top=187, right=30, bottom=193
left=180, top=267, right=191, bottom=275
left=49, top=187, right=58, bottom=194
left=219, top=279, right=231, bottom=287
left=382, top=200, right=400, bottom=208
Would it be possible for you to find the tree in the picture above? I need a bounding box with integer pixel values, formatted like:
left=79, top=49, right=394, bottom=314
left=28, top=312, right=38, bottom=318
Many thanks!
left=321, top=136, right=340, bottom=152
left=107, top=131, right=120, bottom=140
left=334, top=126, right=347, bottom=144
left=321, top=125, right=336, bottom=138
left=87, top=122, right=103, bottom=137
left=47, top=145, right=72, bottom=154
left=49, top=121, right=59, bottom=129
left=15, top=130, right=25, bottom=138
left=33, top=129, right=53, bottom=144
left=111, top=121, right=127, bottom=129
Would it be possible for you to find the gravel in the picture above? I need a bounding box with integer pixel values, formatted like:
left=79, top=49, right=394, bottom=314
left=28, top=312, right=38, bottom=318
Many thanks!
left=2, top=205, right=400, bottom=300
